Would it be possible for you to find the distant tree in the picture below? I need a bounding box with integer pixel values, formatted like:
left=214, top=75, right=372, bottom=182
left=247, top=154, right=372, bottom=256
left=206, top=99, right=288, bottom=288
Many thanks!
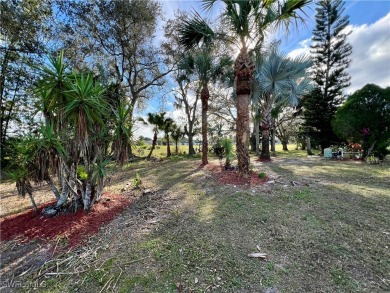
left=145, top=112, right=166, bottom=159
left=0, top=0, right=52, bottom=165
left=333, top=84, right=390, bottom=159
left=303, top=0, right=352, bottom=152
left=171, top=124, right=183, bottom=154
left=55, top=0, right=172, bottom=155
left=161, top=118, right=174, bottom=157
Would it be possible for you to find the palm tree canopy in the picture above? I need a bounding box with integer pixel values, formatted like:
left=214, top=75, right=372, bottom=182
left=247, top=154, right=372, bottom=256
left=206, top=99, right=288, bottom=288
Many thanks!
left=254, top=46, right=312, bottom=106
left=147, top=112, right=166, bottom=133
left=180, top=0, right=311, bottom=51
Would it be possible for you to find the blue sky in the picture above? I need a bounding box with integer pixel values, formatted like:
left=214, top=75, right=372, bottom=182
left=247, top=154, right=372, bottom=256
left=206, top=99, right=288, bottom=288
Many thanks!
left=134, top=0, right=390, bottom=138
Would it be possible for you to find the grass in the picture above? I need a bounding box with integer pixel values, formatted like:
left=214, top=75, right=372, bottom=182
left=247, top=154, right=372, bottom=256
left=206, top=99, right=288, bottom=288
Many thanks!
left=2, top=146, right=390, bottom=292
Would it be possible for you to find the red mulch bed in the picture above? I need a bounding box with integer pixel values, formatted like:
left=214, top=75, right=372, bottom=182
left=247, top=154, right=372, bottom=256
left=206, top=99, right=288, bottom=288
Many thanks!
left=0, top=193, right=131, bottom=249
left=203, top=163, right=268, bottom=186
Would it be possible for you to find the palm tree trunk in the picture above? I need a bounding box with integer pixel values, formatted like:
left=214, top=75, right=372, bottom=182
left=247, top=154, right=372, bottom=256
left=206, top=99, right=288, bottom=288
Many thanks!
left=147, top=131, right=158, bottom=158
left=56, top=179, right=68, bottom=208
left=255, top=116, right=260, bottom=156
left=260, top=109, right=272, bottom=160
left=166, top=136, right=171, bottom=157
left=271, top=128, right=276, bottom=156
left=201, top=84, right=209, bottom=165
left=234, top=49, right=254, bottom=176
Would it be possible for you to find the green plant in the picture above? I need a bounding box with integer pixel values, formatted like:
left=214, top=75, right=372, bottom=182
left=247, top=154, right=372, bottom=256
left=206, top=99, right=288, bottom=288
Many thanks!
left=133, top=172, right=142, bottom=189
left=258, top=172, right=267, bottom=179
left=221, top=137, right=235, bottom=167
left=77, top=165, right=88, bottom=180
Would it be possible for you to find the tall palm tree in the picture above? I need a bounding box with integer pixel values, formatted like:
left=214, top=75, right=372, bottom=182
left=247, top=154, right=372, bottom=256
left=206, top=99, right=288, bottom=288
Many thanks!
left=254, top=47, right=312, bottom=160
left=180, top=0, right=311, bottom=175
left=146, top=112, right=166, bottom=158
left=179, top=50, right=232, bottom=165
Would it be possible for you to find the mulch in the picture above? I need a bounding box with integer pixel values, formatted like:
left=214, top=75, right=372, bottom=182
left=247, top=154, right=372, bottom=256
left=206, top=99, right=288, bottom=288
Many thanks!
left=203, top=163, right=268, bottom=186
left=0, top=193, right=131, bottom=249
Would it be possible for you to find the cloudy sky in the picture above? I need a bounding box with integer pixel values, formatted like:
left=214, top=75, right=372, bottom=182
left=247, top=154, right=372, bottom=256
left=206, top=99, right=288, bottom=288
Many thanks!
left=134, top=0, right=390, bottom=138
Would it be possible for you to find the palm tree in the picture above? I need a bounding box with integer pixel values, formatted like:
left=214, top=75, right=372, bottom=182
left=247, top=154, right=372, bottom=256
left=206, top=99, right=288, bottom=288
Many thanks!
left=112, top=101, right=132, bottom=165
left=254, top=46, right=312, bottom=160
left=179, top=50, right=232, bottom=165
left=161, top=117, right=174, bottom=157
left=180, top=0, right=311, bottom=175
left=145, top=112, right=166, bottom=158
left=171, top=124, right=183, bottom=154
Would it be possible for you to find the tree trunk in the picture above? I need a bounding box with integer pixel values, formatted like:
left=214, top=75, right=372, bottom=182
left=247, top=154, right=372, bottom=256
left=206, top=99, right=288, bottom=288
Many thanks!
left=234, top=48, right=254, bottom=176
left=201, top=84, right=209, bottom=166
left=306, top=136, right=313, bottom=155
left=46, top=176, right=60, bottom=200
left=27, top=191, right=38, bottom=214
left=175, top=140, right=178, bottom=154
left=271, top=128, right=276, bottom=156
left=188, top=134, right=195, bottom=155
left=166, top=136, right=171, bottom=157
left=83, top=180, right=92, bottom=211
left=147, top=131, right=158, bottom=158
left=260, top=108, right=271, bottom=161
left=255, top=115, right=260, bottom=156
left=56, top=179, right=68, bottom=208
left=282, top=141, right=289, bottom=151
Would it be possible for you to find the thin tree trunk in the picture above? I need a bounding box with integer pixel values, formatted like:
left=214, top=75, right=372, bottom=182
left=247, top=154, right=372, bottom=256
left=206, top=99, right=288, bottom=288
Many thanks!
left=166, top=136, right=171, bottom=157
left=27, top=191, right=38, bottom=214
left=255, top=116, right=260, bottom=156
left=147, top=131, right=157, bottom=158
left=83, top=180, right=92, bottom=211
left=201, top=84, right=209, bottom=166
left=46, top=176, right=60, bottom=200
left=306, top=136, right=313, bottom=155
left=175, top=141, right=178, bottom=154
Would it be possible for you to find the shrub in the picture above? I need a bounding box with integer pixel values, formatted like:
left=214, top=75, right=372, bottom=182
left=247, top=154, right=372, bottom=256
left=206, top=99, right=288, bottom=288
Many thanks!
left=258, top=172, right=267, bottom=179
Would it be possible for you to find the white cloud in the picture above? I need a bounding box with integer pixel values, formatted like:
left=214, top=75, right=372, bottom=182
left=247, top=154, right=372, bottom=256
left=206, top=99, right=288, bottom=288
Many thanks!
left=287, top=12, right=390, bottom=94
left=346, top=12, right=390, bottom=93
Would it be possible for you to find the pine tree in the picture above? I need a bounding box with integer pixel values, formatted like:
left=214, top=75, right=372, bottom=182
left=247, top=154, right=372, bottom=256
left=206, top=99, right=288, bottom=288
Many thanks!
left=303, top=0, right=352, bottom=152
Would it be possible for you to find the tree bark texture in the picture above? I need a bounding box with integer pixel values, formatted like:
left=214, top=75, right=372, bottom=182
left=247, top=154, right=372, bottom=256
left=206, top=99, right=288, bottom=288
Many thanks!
left=255, top=116, right=260, bottom=156
left=147, top=131, right=158, bottom=158
left=260, top=110, right=272, bottom=160
left=234, top=49, right=254, bottom=175
left=201, top=84, right=209, bottom=165
left=306, top=136, right=313, bottom=155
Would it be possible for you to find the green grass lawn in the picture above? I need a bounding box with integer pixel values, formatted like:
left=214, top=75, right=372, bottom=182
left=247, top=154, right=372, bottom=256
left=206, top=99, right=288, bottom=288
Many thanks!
left=5, top=150, right=390, bottom=293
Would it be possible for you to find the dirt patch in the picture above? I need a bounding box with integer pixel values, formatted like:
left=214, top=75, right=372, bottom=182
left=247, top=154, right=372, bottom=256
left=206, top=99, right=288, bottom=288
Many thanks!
left=204, top=163, right=268, bottom=186
left=0, top=193, right=131, bottom=249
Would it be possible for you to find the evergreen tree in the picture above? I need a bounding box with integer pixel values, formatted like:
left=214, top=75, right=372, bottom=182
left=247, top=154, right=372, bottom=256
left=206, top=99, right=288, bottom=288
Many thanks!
left=303, top=0, right=352, bottom=152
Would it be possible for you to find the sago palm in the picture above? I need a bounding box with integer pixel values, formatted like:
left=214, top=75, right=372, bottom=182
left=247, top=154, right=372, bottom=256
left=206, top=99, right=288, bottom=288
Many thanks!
left=180, top=0, right=311, bottom=175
